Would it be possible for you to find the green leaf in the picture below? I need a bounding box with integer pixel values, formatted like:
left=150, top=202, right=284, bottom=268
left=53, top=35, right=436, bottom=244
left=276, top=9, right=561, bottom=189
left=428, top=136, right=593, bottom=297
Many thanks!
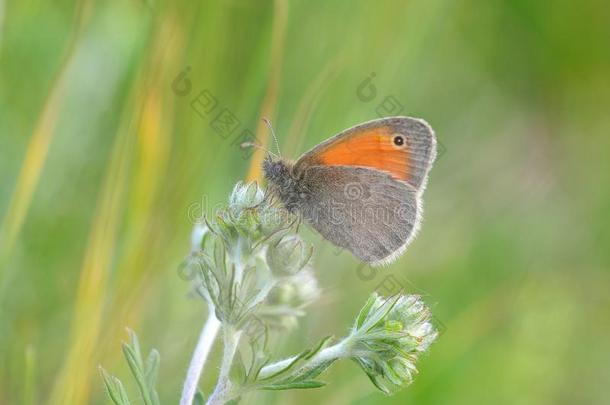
left=145, top=349, right=160, bottom=389
left=245, top=339, right=270, bottom=383
left=99, top=367, right=131, bottom=405
left=230, top=351, right=247, bottom=384
left=360, top=294, right=401, bottom=333
left=353, top=358, right=390, bottom=395
left=354, top=294, right=376, bottom=330
left=145, top=349, right=161, bottom=405
left=259, top=349, right=310, bottom=381
left=193, top=390, right=206, bottom=405
left=293, top=360, right=334, bottom=381
left=304, top=335, right=333, bottom=360
left=122, top=334, right=154, bottom=405
left=261, top=380, right=327, bottom=391
left=127, top=329, right=144, bottom=369
left=249, top=352, right=270, bottom=382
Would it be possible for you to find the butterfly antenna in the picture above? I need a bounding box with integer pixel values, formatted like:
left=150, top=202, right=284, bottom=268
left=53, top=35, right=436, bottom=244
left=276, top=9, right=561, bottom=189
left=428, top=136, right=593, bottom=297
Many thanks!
left=262, top=117, right=282, bottom=157
left=239, top=141, right=278, bottom=159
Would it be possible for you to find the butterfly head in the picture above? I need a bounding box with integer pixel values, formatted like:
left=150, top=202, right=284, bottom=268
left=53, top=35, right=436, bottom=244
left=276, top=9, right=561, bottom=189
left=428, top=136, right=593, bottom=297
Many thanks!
left=263, top=154, right=302, bottom=210
left=262, top=154, right=292, bottom=185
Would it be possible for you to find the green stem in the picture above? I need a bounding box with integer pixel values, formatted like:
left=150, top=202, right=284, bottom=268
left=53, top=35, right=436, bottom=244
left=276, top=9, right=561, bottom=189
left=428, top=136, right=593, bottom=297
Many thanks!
left=206, top=327, right=243, bottom=405
left=180, top=307, right=221, bottom=405
left=258, top=339, right=349, bottom=381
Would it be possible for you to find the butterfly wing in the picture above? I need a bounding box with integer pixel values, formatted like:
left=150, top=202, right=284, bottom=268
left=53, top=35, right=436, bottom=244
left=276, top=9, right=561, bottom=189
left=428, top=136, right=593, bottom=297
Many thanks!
left=294, top=116, right=436, bottom=265
left=294, top=116, right=436, bottom=190
left=299, top=165, right=419, bottom=266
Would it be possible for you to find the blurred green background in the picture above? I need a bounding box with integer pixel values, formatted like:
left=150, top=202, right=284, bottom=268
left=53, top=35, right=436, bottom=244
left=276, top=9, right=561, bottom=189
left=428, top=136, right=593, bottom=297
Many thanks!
left=1, top=0, right=610, bottom=404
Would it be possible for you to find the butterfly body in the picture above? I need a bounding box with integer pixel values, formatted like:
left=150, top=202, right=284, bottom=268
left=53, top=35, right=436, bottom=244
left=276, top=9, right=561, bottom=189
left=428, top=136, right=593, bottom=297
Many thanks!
left=263, top=116, right=436, bottom=266
left=262, top=158, right=303, bottom=213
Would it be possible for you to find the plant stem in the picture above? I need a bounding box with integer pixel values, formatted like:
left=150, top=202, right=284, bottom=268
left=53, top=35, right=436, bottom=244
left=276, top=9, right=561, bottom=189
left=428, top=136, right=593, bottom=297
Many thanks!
left=180, top=307, right=221, bottom=405
left=258, top=339, right=349, bottom=380
left=206, top=327, right=243, bottom=405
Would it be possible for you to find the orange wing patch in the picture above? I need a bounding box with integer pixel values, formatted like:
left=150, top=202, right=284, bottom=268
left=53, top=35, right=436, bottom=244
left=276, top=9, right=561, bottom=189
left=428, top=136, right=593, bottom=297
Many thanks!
left=315, top=127, right=411, bottom=182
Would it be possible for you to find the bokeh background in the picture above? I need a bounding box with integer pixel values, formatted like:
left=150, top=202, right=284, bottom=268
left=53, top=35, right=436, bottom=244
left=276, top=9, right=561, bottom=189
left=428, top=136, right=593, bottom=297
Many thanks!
left=1, top=0, right=610, bottom=404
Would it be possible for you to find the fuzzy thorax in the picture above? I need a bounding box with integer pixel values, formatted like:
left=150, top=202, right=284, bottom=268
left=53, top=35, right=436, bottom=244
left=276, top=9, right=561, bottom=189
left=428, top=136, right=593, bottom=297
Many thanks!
left=262, top=155, right=302, bottom=212
left=262, top=155, right=292, bottom=185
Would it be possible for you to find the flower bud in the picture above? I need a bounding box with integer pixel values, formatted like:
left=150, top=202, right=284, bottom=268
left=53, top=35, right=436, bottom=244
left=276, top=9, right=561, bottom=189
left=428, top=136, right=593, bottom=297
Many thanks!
left=348, top=293, right=438, bottom=394
left=266, top=235, right=312, bottom=276
left=229, top=182, right=264, bottom=211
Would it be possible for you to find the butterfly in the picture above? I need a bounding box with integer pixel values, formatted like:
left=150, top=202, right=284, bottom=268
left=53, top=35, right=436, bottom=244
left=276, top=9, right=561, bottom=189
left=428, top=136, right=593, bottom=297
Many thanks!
left=262, top=116, right=436, bottom=266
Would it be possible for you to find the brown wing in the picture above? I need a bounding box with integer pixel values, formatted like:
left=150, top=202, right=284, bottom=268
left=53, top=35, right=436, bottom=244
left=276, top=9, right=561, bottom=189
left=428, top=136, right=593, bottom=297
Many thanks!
left=298, top=165, right=421, bottom=265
